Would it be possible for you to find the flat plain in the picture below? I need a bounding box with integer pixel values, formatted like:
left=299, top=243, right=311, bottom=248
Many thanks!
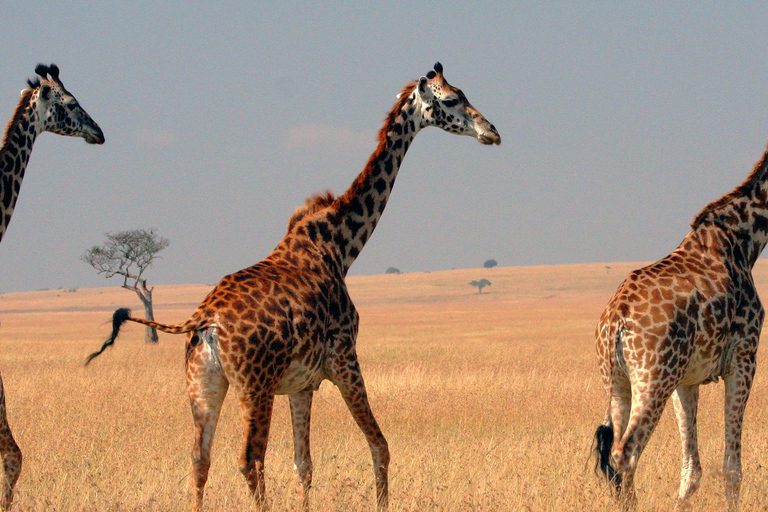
left=1, top=261, right=768, bottom=511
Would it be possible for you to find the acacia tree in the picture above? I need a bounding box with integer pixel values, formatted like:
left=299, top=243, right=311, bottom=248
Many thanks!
left=469, top=279, right=491, bottom=294
left=81, top=228, right=169, bottom=343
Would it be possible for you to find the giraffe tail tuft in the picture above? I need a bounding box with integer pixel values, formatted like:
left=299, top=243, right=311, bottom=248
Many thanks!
left=84, top=308, right=132, bottom=366
left=593, top=423, right=621, bottom=493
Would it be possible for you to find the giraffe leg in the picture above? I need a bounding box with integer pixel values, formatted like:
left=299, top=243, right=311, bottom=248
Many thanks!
left=332, top=359, right=389, bottom=511
left=613, top=382, right=678, bottom=507
left=0, top=373, right=20, bottom=512
left=672, top=385, right=702, bottom=510
left=608, top=385, right=632, bottom=497
left=722, top=356, right=755, bottom=511
left=186, top=331, right=228, bottom=512
left=237, top=392, right=275, bottom=510
left=596, top=359, right=630, bottom=497
left=289, top=390, right=313, bottom=510
left=610, top=387, right=632, bottom=445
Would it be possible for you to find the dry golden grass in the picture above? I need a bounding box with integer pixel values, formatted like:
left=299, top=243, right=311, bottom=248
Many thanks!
left=1, top=262, right=768, bottom=511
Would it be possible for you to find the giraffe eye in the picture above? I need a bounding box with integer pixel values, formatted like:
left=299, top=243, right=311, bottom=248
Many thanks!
left=442, top=98, right=459, bottom=108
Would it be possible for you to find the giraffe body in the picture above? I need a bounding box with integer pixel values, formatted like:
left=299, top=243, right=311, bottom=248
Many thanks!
left=594, top=146, right=768, bottom=510
left=87, top=62, right=500, bottom=511
left=0, top=64, right=103, bottom=510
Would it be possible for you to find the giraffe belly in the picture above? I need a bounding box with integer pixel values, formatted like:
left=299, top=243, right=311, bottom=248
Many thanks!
left=679, top=341, right=725, bottom=386
left=275, top=360, right=325, bottom=395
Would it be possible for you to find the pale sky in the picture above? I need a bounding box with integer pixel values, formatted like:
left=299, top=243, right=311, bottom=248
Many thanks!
left=1, top=3, right=768, bottom=293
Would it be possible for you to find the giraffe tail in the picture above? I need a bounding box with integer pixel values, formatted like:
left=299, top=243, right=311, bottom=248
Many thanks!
left=84, top=308, right=132, bottom=366
left=592, top=315, right=624, bottom=493
left=84, top=308, right=214, bottom=366
left=593, top=423, right=621, bottom=492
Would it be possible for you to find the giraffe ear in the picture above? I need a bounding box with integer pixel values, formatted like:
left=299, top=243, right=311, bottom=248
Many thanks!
left=39, top=84, right=51, bottom=101
left=417, top=76, right=434, bottom=102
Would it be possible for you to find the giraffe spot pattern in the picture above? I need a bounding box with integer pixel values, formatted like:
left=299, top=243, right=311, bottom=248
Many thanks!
left=594, top=144, right=768, bottom=508
left=90, top=62, right=501, bottom=511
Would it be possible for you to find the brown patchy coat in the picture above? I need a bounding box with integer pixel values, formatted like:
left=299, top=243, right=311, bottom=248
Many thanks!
left=594, top=146, right=768, bottom=510
left=86, top=63, right=500, bottom=512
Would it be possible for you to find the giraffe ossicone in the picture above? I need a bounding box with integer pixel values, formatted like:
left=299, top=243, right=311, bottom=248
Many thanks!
left=593, top=143, right=768, bottom=511
left=0, top=63, right=104, bottom=511
left=85, top=62, right=499, bottom=512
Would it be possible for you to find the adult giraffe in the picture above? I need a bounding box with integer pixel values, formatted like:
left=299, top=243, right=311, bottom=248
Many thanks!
left=86, top=62, right=500, bottom=511
left=0, top=63, right=104, bottom=510
left=593, top=144, right=768, bottom=510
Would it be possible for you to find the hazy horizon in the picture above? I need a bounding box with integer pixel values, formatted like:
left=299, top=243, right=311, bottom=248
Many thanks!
left=3, top=3, right=768, bottom=293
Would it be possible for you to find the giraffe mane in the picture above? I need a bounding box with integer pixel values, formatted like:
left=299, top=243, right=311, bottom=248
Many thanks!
left=287, top=191, right=337, bottom=231
left=336, top=81, right=418, bottom=209
left=691, top=144, right=768, bottom=229
left=1, top=88, right=36, bottom=153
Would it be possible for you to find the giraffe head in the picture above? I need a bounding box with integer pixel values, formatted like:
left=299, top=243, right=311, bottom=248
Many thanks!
left=25, top=64, right=104, bottom=144
left=415, top=62, right=500, bottom=145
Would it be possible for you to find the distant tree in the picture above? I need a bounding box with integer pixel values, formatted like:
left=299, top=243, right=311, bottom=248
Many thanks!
left=81, top=228, right=169, bottom=343
left=385, top=267, right=402, bottom=275
left=483, top=259, right=498, bottom=269
left=469, top=279, right=491, bottom=294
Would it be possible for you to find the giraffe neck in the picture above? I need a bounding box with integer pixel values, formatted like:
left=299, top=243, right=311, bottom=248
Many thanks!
left=693, top=148, right=768, bottom=268
left=329, top=84, right=424, bottom=272
left=0, top=89, right=41, bottom=244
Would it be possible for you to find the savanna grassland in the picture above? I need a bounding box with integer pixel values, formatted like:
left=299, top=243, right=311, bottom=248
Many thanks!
left=2, top=262, right=768, bottom=511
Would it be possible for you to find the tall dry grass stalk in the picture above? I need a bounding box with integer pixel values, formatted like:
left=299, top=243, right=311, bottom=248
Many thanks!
left=0, top=262, right=767, bottom=510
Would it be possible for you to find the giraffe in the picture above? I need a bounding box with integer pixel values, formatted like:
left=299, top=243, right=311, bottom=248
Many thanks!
left=85, top=62, right=500, bottom=511
left=1, top=64, right=105, bottom=243
left=0, top=63, right=104, bottom=510
left=592, top=143, right=768, bottom=510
